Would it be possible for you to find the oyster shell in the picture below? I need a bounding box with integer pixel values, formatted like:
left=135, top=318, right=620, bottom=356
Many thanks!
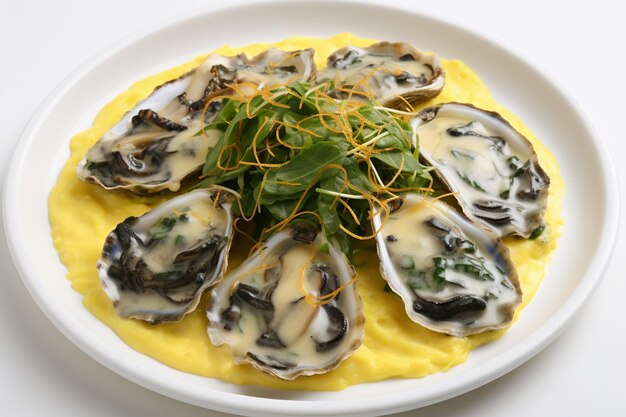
left=411, top=103, right=550, bottom=238
left=77, top=49, right=316, bottom=193
left=317, top=41, right=444, bottom=107
left=229, top=48, right=317, bottom=94
left=206, top=225, right=364, bottom=380
left=98, top=187, right=236, bottom=324
left=373, top=194, right=521, bottom=336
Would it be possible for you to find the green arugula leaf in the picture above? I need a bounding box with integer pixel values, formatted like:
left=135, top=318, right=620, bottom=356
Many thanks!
left=372, top=151, right=423, bottom=173
left=262, top=142, right=346, bottom=196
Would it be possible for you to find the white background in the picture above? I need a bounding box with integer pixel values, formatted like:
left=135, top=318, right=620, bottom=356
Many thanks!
left=1, top=0, right=624, bottom=416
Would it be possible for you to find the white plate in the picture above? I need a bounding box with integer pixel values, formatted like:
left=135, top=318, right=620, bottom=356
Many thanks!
left=2, top=1, right=620, bottom=416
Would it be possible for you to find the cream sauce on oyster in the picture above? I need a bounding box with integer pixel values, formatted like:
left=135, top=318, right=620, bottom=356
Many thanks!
left=139, top=199, right=229, bottom=274
left=98, top=189, right=234, bottom=324
left=319, top=53, right=433, bottom=98
left=84, top=117, right=222, bottom=191
left=419, top=115, right=517, bottom=196
left=413, top=104, right=550, bottom=237
left=317, top=42, right=443, bottom=106
left=207, top=228, right=364, bottom=380
left=375, top=195, right=521, bottom=336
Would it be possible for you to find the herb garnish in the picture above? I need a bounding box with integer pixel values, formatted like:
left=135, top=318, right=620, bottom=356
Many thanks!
left=194, top=81, right=431, bottom=251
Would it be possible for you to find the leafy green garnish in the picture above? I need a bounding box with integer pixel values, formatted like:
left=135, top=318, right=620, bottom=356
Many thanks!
left=529, top=224, right=546, bottom=239
left=147, top=216, right=178, bottom=246
left=455, top=169, right=486, bottom=192
left=193, top=81, right=431, bottom=249
left=174, top=234, right=185, bottom=247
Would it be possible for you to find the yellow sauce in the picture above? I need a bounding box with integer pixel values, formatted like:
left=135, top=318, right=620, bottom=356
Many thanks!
left=48, top=33, right=564, bottom=391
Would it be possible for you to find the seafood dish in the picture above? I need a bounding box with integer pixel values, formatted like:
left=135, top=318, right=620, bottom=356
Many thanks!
left=49, top=34, right=563, bottom=389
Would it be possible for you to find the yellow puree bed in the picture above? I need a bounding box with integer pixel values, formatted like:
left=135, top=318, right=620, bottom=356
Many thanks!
left=49, top=33, right=564, bottom=391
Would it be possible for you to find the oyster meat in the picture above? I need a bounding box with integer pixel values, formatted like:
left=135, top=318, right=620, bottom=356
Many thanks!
left=411, top=103, right=550, bottom=238
left=317, top=41, right=445, bottom=107
left=373, top=194, right=521, bottom=336
left=225, top=48, right=317, bottom=94
left=98, top=187, right=235, bottom=324
left=207, top=226, right=365, bottom=380
left=78, top=49, right=316, bottom=193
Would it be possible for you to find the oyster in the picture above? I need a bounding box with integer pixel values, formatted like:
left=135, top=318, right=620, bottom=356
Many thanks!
left=317, top=41, right=444, bottom=107
left=227, top=48, right=317, bottom=94
left=411, top=103, right=550, bottom=238
left=98, top=187, right=235, bottom=324
left=373, top=194, right=521, bottom=336
left=207, top=225, right=364, bottom=380
left=78, top=48, right=316, bottom=193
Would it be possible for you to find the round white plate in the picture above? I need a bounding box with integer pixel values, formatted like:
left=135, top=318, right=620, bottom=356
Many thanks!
left=2, top=1, right=620, bottom=416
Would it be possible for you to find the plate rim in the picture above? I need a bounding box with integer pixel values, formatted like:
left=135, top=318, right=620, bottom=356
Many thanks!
left=2, top=1, right=621, bottom=416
